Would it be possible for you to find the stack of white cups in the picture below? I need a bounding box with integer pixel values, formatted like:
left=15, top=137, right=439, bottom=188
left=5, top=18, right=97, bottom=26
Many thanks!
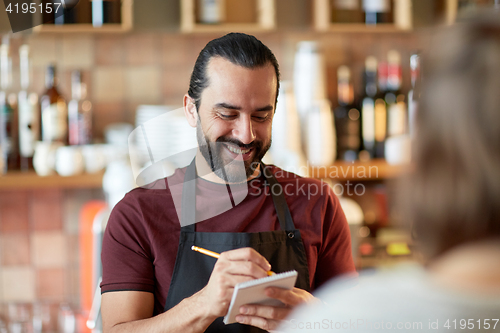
left=293, top=41, right=336, bottom=167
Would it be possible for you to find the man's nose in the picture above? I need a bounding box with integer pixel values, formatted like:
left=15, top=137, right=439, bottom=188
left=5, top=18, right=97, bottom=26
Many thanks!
left=232, top=115, right=256, bottom=145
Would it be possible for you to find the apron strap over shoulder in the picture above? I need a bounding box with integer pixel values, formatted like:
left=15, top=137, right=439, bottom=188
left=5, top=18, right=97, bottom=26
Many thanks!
left=180, top=159, right=197, bottom=232
left=260, top=163, right=296, bottom=231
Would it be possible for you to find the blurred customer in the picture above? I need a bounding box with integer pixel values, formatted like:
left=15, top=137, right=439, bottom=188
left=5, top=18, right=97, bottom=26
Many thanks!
left=278, top=10, right=500, bottom=333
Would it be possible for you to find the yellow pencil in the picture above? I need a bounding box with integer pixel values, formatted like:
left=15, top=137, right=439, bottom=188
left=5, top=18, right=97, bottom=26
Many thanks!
left=191, top=246, right=275, bottom=276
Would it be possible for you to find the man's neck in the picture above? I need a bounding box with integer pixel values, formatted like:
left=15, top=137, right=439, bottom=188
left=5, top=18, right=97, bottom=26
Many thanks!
left=194, top=151, right=261, bottom=184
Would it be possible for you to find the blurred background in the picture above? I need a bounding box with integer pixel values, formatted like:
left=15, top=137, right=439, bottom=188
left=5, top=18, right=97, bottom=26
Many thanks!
left=0, top=0, right=497, bottom=332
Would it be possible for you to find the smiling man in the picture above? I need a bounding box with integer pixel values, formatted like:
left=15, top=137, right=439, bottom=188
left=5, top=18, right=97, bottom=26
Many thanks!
left=100, top=33, right=356, bottom=333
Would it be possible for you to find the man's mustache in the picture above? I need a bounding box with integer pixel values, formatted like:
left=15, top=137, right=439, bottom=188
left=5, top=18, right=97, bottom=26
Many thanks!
left=215, top=137, right=260, bottom=150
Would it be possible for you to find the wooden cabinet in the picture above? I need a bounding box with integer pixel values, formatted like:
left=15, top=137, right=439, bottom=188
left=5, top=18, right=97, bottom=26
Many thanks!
left=33, top=0, right=133, bottom=33
left=313, top=0, right=412, bottom=32
left=313, top=0, right=460, bottom=33
left=180, top=0, right=275, bottom=33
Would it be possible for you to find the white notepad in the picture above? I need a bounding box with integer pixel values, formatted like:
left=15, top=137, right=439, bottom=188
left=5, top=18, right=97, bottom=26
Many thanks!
left=223, top=270, right=298, bottom=325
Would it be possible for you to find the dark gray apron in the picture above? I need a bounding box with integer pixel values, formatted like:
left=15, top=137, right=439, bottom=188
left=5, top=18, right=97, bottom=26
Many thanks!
left=164, top=160, right=310, bottom=332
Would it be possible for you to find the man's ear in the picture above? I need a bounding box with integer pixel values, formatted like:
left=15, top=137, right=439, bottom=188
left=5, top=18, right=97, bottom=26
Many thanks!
left=183, top=94, right=198, bottom=128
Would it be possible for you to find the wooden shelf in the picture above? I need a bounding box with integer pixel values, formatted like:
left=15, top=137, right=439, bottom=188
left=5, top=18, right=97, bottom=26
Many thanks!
left=181, top=0, right=275, bottom=33
left=33, top=24, right=131, bottom=33
left=32, top=0, right=133, bottom=33
left=309, top=159, right=408, bottom=181
left=318, top=23, right=409, bottom=33
left=0, top=171, right=104, bottom=190
left=313, top=0, right=413, bottom=33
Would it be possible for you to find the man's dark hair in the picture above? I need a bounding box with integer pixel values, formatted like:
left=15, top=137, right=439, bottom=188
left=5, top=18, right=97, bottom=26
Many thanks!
left=188, top=32, right=280, bottom=111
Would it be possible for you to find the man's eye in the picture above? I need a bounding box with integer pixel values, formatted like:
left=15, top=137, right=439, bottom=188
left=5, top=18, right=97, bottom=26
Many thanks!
left=219, top=114, right=236, bottom=119
left=253, top=115, right=269, bottom=122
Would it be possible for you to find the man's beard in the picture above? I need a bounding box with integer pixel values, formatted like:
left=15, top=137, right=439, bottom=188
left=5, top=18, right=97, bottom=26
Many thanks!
left=196, top=122, right=271, bottom=183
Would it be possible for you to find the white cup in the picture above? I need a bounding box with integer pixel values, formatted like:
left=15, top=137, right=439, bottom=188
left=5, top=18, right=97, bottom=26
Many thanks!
left=81, top=144, right=108, bottom=174
left=55, top=146, right=85, bottom=177
left=33, top=141, right=63, bottom=176
left=385, top=134, right=411, bottom=165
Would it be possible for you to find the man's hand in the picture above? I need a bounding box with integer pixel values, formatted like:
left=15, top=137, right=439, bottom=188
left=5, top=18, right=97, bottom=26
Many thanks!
left=193, top=247, right=272, bottom=319
left=234, top=287, right=318, bottom=331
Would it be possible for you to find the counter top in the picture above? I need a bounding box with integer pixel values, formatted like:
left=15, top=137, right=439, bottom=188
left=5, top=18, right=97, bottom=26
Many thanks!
left=0, top=171, right=105, bottom=190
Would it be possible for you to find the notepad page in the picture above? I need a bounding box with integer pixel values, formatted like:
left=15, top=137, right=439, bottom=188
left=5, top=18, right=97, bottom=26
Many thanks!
left=223, top=270, right=298, bottom=324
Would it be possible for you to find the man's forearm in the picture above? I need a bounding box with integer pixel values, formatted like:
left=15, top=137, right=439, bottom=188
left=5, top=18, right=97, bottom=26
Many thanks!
left=104, top=292, right=216, bottom=333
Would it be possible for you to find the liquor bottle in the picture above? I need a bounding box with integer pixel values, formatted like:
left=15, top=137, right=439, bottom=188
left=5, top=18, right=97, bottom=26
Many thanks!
left=331, top=0, right=364, bottom=23
left=362, top=0, right=393, bottom=25
left=92, top=0, right=121, bottom=27
left=68, top=70, right=92, bottom=145
left=386, top=50, right=402, bottom=97
left=360, top=56, right=377, bottom=160
left=334, top=66, right=360, bottom=161
left=76, top=0, right=93, bottom=24
left=198, top=0, right=225, bottom=24
left=40, top=65, right=68, bottom=144
left=408, top=52, right=421, bottom=138
left=372, top=58, right=387, bottom=158
left=18, top=45, right=39, bottom=171
left=0, top=36, right=20, bottom=172
left=55, top=0, right=79, bottom=24
left=42, top=0, right=55, bottom=24
left=386, top=50, right=406, bottom=138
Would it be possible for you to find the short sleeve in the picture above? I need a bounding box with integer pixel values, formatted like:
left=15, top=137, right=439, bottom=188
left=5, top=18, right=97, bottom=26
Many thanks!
left=100, top=191, right=156, bottom=294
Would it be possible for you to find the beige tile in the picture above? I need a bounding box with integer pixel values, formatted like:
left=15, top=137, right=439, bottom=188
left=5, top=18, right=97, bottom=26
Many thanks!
left=124, top=34, right=161, bottom=66
left=91, top=101, right=127, bottom=139
left=162, top=67, right=191, bottom=102
left=92, top=67, right=125, bottom=102
left=161, top=34, right=190, bottom=67
left=0, top=266, right=35, bottom=302
left=95, top=36, right=125, bottom=66
left=0, top=191, right=30, bottom=234
left=35, top=268, right=65, bottom=301
left=0, top=234, right=30, bottom=266
left=27, top=36, right=58, bottom=68
left=61, top=35, right=95, bottom=69
left=30, top=190, right=63, bottom=231
left=31, top=232, right=67, bottom=268
left=125, top=66, right=162, bottom=103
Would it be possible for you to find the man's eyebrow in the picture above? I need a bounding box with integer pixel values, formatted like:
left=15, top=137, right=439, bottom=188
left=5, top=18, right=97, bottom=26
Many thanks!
left=214, top=103, right=274, bottom=112
left=215, top=102, right=241, bottom=110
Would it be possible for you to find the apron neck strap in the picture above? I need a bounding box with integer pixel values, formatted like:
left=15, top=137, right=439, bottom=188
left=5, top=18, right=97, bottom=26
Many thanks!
left=260, top=162, right=296, bottom=231
left=180, top=159, right=197, bottom=232
left=180, top=159, right=297, bottom=232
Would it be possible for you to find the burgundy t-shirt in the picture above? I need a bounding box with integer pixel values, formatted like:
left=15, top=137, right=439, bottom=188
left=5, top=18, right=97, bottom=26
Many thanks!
left=101, top=165, right=356, bottom=315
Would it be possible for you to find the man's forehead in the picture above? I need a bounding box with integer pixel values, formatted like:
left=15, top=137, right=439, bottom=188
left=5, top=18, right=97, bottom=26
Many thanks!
left=205, top=56, right=275, bottom=80
left=198, top=57, right=278, bottom=111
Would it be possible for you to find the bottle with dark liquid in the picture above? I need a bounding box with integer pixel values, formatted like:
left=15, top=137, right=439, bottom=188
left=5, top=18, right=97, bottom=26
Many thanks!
left=18, top=45, right=39, bottom=171
left=0, top=36, right=20, bottom=172
left=334, top=65, right=361, bottom=161
left=360, top=56, right=377, bottom=160
left=92, top=0, right=122, bottom=26
left=362, top=0, right=393, bottom=25
left=68, top=70, right=92, bottom=145
left=40, top=65, right=68, bottom=144
left=331, top=0, right=364, bottom=23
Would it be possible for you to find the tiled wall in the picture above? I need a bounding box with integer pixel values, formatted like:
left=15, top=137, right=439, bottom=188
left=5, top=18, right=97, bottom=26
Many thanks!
left=0, top=189, right=103, bottom=305
left=6, top=30, right=420, bottom=140
left=0, top=29, right=421, bottom=305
